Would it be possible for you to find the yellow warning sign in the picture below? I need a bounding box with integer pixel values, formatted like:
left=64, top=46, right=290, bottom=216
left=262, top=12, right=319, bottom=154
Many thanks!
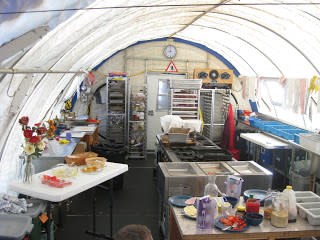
left=165, top=61, right=178, bottom=72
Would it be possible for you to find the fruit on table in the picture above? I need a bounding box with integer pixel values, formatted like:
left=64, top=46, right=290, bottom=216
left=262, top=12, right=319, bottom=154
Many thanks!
left=81, top=166, right=99, bottom=173
left=220, top=215, right=247, bottom=230
left=184, top=205, right=197, bottom=218
left=42, top=174, right=72, bottom=188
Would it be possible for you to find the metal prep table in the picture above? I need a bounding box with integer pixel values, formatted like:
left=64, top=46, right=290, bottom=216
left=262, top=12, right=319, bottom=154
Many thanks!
left=158, top=161, right=272, bottom=238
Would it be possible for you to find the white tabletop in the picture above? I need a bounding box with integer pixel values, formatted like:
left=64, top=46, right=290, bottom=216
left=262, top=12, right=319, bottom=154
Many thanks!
left=8, top=162, right=128, bottom=202
left=240, top=132, right=290, bottom=149
left=71, top=126, right=96, bottom=133
left=59, top=131, right=86, bottom=138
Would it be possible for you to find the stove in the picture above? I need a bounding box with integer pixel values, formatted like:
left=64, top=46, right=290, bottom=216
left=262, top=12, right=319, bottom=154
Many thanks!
left=167, top=136, right=232, bottom=162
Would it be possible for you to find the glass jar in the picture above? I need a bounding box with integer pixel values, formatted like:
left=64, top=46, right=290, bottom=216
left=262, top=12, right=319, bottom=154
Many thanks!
left=271, top=192, right=289, bottom=228
left=264, top=192, right=277, bottom=220
left=235, top=205, right=246, bottom=220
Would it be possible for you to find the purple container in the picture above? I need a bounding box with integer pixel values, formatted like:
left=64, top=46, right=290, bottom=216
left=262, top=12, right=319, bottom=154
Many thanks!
left=66, top=132, right=72, bottom=141
left=196, top=196, right=216, bottom=230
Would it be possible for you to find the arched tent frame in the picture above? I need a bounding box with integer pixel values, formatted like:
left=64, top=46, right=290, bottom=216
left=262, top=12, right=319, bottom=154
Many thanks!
left=0, top=0, right=320, bottom=192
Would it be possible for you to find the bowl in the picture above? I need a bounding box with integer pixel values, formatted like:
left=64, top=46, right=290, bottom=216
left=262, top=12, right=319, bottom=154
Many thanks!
left=246, top=212, right=263, bottom=226
left=243, top=189, right=268, bottom=206
left=223, top=196, right=238, bottom=208
left=85, top=157, right=107, bottom=169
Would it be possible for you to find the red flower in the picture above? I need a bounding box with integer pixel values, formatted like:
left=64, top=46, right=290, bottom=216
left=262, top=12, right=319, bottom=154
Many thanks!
left=36, top=127, right=48, bottom=135
left=23, top=129, right=33, bottom=138
left=35, top=123, right=41, bottom=127
left=29, top=136, right=41, bottom=144
left=19, top=116, right=29, bottom=125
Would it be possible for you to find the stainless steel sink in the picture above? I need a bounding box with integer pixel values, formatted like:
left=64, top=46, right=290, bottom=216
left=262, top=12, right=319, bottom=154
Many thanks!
left=227, top=161, right=269, bottom=175
left=164, top=162, right=198, bottom=176
left=197, top=162, right=234, bottom=175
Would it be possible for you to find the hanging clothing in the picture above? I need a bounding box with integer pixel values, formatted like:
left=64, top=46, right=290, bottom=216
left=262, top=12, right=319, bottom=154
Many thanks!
left=221, top=104, right=240, bottom=160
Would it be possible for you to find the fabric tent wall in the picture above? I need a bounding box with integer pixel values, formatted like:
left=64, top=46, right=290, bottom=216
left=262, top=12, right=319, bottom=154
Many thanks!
left=1, top=0, right=320, bottom=192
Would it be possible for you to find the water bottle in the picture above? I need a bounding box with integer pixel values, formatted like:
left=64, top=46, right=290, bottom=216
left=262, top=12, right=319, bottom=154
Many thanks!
left=283, top=185, right=297, bottom=223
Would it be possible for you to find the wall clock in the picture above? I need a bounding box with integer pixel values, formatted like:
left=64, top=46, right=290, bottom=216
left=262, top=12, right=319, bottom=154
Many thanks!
left=163, top=45, right=177, bottom=58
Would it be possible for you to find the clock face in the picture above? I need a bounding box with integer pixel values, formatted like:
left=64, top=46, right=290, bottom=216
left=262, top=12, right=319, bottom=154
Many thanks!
left=164, top=45, right=177, bottom=58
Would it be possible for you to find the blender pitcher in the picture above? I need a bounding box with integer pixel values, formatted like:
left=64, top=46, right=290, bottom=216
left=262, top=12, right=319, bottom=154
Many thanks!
left=225, top=176, right=244, bottom=199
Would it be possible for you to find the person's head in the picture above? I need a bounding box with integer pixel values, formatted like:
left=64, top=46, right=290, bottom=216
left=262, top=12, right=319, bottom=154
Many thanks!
left=115, top=224, right=153, bottom=240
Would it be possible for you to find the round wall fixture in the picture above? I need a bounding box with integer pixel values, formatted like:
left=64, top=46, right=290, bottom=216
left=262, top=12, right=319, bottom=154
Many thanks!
left=163, top=45, right=177, bottom=58
left=220, top=72, right=231, bottom=80
left=197, top=71, right=208, bottom=79
left=209, top=70, right=219, bottom=81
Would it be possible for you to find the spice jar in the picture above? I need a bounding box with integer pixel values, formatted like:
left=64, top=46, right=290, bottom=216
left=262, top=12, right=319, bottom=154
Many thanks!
left=235, top=206, right=246, bottom=220
left=271, top=192, right=288, bottom=228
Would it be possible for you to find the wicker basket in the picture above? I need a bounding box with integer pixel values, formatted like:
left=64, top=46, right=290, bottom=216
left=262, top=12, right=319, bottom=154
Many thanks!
left=83, top=152, right=98, bottom=158
left=65, top=152, right=99, bottom=166
left=65, top=153, right=87, bottom=165
left=85, top=157, right=107, bottom=169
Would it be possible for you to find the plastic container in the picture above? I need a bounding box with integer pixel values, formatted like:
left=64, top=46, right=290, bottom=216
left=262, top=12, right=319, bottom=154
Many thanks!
left=204, top=173, right=220, bottom=198
left=225, top=175, right=243, bottom=200
left=300, top=133, right=320, bottom=153
left=271, top=192, right=288, bottom=228
left=246, top=195, right=260, bottom=214
left=290, top=171, right=310, bottom=191
left=296, top=191, right=320, bottom=203
left=297, top=202, right=320, bottom=219
left=283, top=185, right=297, bottom=223
left=21, top=199, right=46, bottom=240
left=306, top=209, right=320, bottom=225
left=0, top=215, right=33, bottom=240
left=196, top=196, right=216, bottom=230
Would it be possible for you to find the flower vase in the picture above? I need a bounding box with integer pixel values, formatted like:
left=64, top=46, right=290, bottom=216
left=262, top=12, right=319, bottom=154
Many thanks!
left=22, top=155, right=35, bottom=183
left=16, top=153, right=25, bottom=180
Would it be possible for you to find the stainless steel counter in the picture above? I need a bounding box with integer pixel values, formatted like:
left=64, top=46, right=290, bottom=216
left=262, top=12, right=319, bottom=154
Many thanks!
left=158, top=161, right=272, bottom=239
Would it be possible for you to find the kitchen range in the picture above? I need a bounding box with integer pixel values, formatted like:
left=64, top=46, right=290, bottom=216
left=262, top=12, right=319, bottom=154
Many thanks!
left=156, top=133, right=233, bottom=162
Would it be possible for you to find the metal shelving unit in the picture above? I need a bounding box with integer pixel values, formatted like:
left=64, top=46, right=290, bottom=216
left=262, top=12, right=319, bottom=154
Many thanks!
left=169, top=79, right=202, bottom=120
left=200, top=89, right=230, bottom=142
left=106, top=76, right=127, bottom=145
left=127, top=84, right=147, bottom=159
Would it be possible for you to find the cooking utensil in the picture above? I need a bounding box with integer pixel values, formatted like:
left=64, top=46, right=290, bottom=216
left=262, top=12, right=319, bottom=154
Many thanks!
left=222, top=222, right=238, bottom=231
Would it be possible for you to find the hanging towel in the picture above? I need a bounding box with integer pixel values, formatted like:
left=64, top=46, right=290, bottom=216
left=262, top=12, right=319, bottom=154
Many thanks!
left=300, top=79, right=307, bottom=114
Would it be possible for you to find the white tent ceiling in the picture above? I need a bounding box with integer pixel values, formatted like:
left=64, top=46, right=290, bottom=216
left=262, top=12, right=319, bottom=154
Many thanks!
left=0, top=0, right=320, bottom=192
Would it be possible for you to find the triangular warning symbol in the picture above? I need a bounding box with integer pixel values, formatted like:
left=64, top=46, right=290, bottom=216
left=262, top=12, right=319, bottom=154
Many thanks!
left=165, top=61, right=178, bottom=72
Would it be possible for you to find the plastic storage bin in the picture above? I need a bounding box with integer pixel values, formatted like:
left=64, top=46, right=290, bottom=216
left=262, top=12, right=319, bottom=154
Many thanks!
left=22, top=199, right=46, bottom=240
left=2, top=198, right=46, bottom=240
left=260, top=147, right=272, bottom=165
left=296, top=191, right=320, bottom=225
left=0, top=215, right=33, bottom=240
left=300, top=133, right=320, bottom=154
left=290, top=171, right=310, bottom=191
